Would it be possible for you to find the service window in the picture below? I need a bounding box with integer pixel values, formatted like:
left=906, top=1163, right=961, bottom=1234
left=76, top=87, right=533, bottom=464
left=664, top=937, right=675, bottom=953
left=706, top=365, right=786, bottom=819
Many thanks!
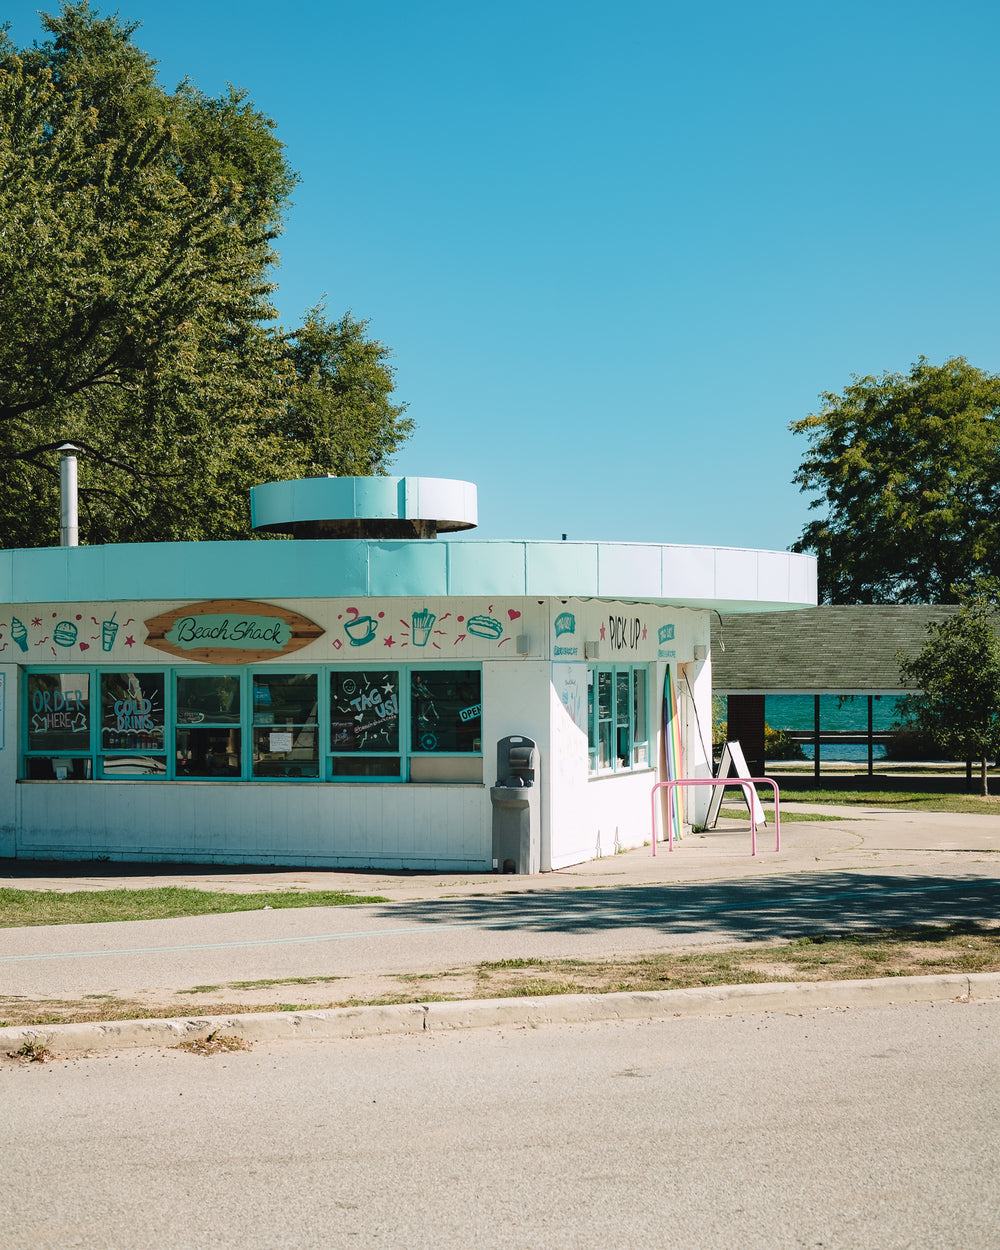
left=632, top=667, right=649, bottom=766
left=252, top=673, right=319, bottom=778
left=98, top=671, right=167, bottom=777
left=615, top=669, right=631, bottom=766
left=330, top=669, right=401, bottom=778
left=410, top=670, right=481, bottom=753
left=24, top=672, right=92, bottom=779
left=175, top=673, right=242, bottom=778
left=588, top=664, right=649, bottom=774
left=589, top=668, right=613, bottom=770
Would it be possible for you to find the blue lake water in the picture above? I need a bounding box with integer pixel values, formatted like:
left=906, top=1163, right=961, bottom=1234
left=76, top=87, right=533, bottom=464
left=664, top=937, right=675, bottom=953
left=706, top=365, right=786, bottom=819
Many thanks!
left=764, top=694, right=908, bottom=762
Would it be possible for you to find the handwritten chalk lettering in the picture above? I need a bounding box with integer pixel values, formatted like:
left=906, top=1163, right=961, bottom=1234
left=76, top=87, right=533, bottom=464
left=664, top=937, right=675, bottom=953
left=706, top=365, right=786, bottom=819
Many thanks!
left=608, top=616, right=643, bottom=651
left=31, top=710, right=88, bottom=733
left=349, top=690, right=399, bottom=718
left=31, top=689, right=86, bottom=715
left=114, top=697, right=155, bottom=733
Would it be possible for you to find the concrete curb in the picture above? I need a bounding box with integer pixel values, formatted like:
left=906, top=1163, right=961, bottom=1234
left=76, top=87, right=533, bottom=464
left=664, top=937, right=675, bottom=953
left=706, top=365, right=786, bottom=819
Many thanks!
left=4, top=972, right=1000, bottom=1056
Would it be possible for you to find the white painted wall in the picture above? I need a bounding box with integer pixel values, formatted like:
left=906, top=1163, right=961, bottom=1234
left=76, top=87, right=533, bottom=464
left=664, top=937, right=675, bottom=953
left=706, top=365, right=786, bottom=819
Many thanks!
left=16, top=780, right=492, bottom=870
left=481, top=657, right=552, bottom=869
left=547, top=663, right=590, bottom=869
left=553, top=768, right=658, bottom=868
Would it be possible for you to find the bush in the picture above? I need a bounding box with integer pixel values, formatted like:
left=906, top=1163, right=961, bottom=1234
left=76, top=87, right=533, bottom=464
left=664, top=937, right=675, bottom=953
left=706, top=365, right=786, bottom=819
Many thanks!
left=711, top=696, right=727, bottom=752
left=883, top=726, right=951, bottom=762
left=764, top=725, right=807, bottom=761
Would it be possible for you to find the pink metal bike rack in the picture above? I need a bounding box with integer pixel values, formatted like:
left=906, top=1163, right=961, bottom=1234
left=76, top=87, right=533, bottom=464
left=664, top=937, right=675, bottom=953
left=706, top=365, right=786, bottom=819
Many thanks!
left=650, top=777, right=781, bottom=857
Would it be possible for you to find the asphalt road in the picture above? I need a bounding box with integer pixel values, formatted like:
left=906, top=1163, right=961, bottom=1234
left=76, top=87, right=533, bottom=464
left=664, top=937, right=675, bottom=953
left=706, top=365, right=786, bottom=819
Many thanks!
left=4, top=870, right=1000, bottom=1003
left=4, top=999, right=999, bottom=1249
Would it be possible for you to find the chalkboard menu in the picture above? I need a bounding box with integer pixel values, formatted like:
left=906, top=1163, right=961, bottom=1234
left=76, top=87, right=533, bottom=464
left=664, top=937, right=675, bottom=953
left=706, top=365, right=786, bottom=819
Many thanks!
left=331, top=670, right=400, bottom=752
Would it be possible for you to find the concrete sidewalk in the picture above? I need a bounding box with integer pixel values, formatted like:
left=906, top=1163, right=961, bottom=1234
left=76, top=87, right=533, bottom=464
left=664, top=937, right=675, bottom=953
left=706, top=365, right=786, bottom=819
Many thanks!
left=3, top=803, right=999, bottom=901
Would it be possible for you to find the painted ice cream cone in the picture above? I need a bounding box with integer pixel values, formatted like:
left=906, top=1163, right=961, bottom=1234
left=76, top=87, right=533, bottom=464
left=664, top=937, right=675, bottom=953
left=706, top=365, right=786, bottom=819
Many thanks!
left=10, top=617, right=28, bottom=652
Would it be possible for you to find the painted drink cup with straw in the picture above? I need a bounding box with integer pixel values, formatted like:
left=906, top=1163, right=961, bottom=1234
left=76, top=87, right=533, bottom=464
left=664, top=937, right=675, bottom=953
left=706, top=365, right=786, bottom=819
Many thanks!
left=102, top=613, right=119, bottom=652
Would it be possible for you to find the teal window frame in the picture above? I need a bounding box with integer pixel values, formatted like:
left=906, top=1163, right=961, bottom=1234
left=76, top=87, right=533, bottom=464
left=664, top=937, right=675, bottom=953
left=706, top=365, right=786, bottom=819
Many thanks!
left=175, top=671, right=243, bottom=780
left=21, top=663, right=482, bottom=784
left=587, top=664, right=649, bottom=775
left=251, top=670, right=321, bottom=779
left=330, top=667, right=404, bottom=782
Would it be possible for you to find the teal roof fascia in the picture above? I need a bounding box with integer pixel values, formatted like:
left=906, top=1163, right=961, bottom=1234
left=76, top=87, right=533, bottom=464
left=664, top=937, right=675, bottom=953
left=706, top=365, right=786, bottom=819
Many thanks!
left=0, top=539, right=817, bottom=611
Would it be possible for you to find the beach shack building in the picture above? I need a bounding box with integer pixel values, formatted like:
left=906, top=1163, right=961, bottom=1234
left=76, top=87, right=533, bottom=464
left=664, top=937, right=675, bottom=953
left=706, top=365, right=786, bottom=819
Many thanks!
left=0, top=476, right=817, bottom=871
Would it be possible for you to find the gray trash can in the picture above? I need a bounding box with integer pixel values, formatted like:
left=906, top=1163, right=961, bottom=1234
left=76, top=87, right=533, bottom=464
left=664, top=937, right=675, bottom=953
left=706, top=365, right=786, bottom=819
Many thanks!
left=490, top=735, right=540, bottom=874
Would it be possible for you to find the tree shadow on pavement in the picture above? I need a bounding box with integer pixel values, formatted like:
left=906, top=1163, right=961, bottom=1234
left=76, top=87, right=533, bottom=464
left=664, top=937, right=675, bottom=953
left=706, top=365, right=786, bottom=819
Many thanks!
left=375, top=874, right=1000, bottom=944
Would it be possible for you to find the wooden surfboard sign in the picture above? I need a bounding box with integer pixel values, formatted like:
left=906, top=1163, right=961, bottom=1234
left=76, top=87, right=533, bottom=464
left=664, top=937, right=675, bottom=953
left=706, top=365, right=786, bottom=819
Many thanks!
left=143, top=599, right=324, bottom=665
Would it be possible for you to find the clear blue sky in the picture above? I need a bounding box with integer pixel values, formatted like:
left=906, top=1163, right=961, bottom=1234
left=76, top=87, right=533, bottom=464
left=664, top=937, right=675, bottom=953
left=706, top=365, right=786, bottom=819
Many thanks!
left=7, top=1, right=1000, bottom=548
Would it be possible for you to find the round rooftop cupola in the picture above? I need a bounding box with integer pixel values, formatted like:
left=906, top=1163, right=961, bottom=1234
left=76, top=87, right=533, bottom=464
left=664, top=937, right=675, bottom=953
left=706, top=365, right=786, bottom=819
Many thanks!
left=250, top=476, right=478, bottom=540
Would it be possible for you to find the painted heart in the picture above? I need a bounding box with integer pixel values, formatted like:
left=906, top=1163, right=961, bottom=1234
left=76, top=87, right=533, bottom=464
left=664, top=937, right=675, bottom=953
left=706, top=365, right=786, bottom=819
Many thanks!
left=508, top=609, right=521, bottom=620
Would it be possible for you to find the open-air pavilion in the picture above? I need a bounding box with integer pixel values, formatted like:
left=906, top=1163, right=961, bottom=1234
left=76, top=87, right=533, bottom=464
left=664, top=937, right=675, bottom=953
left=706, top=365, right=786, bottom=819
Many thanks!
left=711, top=605, right=958, bottom=778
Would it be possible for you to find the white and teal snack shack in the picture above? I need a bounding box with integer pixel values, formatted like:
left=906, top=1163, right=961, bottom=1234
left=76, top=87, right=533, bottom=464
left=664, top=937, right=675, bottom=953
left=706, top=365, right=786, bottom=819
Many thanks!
left=0, top=477, right=816, bottom=871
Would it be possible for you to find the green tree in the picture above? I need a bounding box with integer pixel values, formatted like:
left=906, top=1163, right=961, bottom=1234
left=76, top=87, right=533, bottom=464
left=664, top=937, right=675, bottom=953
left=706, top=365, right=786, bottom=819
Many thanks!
left=790, top=358, right=1000, bottom=604
left=0, top=3, right=409, bottom=548
left=897, top=591, right=1000, bottom=795
left=282, top=307, right=412, bottom=479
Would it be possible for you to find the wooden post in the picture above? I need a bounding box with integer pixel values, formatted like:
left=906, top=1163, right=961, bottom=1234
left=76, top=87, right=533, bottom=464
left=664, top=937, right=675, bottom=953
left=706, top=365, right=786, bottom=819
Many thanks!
left=813, top=695, right=821, bottom=781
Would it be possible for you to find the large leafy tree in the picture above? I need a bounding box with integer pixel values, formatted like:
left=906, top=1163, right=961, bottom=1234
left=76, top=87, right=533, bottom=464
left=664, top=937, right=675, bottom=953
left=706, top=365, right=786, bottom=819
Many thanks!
left=790, top=358, right=1000, bottom=604
left=897, top=589, right=1000, bottom=795
left=0, top=3, right=410, bottom=547
left=283, top=307, right=413, bottom=480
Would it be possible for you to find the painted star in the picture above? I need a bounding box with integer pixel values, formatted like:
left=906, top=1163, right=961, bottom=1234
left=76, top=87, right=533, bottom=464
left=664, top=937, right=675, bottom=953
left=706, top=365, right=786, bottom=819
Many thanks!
left=31, top=617, right=41, bottom=627
left=124, top=634, right=135, bottom=648
left=383, top=635, right=395, bottom=647
left=599, top=623, right=607, bottom=641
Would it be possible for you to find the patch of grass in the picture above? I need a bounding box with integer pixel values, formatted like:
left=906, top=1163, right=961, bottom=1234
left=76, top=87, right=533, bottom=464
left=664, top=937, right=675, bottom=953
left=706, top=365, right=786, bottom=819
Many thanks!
left=229, top=975, right=343, bottom=990
left=339, top=993, right=455, bottom=1007
left=177, top=975, right=344, bottom=995
left=396, top=970, right=465, bottom=982
left=715, top=807, right=845, bottom=823
left=778, top=790, right=1000, bottom=814
left=478, top=957, right=543, bottom=970
left=0, top=886, right=389, bottom=929
left=503, top=979, right=590, bottom=997
left=467, top=921, right=1000, bottom=998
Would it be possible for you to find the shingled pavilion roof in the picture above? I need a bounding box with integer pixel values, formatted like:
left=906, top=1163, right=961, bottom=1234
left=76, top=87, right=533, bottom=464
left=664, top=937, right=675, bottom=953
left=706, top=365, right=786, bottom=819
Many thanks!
left=711, top=605, right=959, bottom=695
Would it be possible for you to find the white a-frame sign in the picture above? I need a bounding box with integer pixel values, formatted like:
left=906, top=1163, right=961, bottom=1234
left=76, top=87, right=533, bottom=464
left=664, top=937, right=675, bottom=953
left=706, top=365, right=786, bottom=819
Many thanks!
left=705, top=741, right=767, bottom=829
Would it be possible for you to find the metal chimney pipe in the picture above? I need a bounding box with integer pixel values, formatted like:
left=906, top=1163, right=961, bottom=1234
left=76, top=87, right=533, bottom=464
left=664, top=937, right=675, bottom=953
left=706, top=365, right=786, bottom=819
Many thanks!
left=58, top=443, right=81, bottom=547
